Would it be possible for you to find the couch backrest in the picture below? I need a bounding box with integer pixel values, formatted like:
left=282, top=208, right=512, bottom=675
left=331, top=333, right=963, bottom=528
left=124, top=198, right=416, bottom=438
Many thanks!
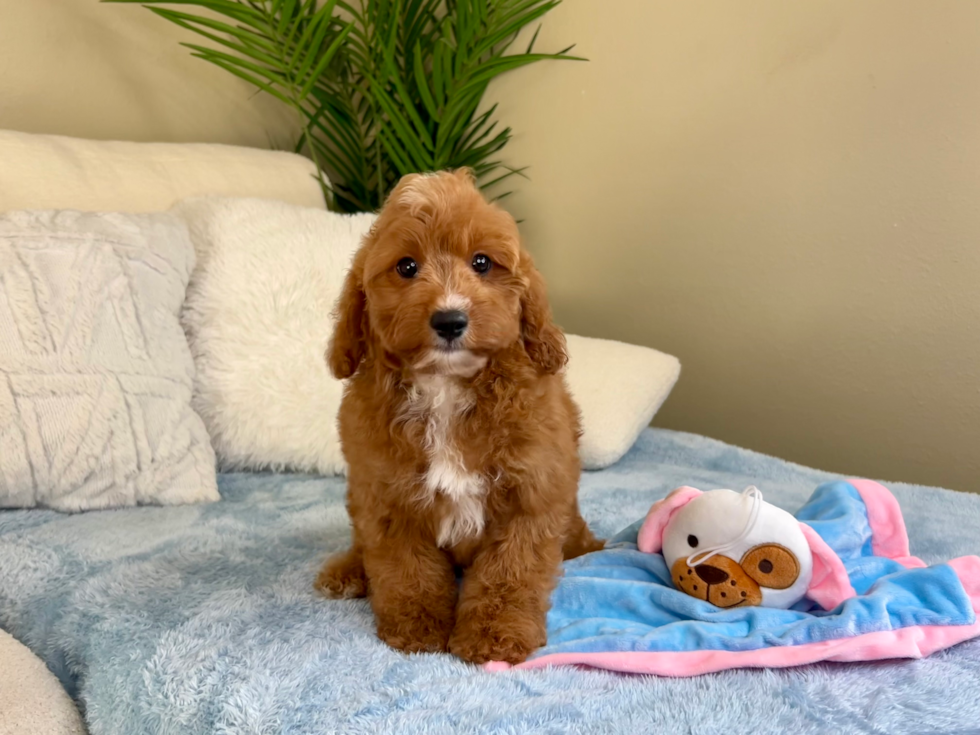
left=0, top=128, right=325, bottom=213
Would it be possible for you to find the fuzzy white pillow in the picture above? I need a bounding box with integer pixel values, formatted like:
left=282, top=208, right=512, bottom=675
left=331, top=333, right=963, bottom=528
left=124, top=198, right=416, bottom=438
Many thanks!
left=175, top=197, right=375, bottom=475
left=564, top=334, right=680, bottom=469
left=174, top=197, right=680, bottom=475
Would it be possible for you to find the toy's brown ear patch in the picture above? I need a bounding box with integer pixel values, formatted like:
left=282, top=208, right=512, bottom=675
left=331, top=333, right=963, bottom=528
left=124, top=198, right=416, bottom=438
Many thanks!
left=741, top=544, right=800, bottom=590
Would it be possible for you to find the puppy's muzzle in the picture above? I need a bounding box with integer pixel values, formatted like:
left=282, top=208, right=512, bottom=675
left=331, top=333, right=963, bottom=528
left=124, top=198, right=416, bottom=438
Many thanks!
left=430, top=309, right=468, bottom=341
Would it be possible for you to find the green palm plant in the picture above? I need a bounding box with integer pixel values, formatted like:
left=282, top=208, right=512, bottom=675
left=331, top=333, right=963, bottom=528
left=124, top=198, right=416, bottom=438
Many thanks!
left=105, top=0, right=580, bottom=212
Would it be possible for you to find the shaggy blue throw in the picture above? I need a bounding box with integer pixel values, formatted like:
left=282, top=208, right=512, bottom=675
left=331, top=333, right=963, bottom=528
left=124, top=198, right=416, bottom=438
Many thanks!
left=2, top=429, right=980, bottom=734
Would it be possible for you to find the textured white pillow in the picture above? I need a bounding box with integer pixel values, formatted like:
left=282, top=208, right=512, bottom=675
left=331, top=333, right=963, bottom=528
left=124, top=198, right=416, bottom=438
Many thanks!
left=175, top=197, right=375, bottom=475
left=564, top=334, right=680, bottom=469
left=174, top=197, right=680, bottom=475
left=0, top=210, right=218, bottom=510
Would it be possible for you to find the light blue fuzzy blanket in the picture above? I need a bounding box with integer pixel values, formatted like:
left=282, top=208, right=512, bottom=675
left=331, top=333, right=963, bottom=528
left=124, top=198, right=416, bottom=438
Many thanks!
left=2, top=429, right=980, bottom=734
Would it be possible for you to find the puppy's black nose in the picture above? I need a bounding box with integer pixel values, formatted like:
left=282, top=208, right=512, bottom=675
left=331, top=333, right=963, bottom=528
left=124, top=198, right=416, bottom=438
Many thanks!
left=430, top=310, right=468, bottom=340
left=694, top=564, right=729, bottom=585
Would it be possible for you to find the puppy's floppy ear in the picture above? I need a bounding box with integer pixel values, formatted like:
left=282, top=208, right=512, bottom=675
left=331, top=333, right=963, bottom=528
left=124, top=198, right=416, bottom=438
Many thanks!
left=519, top=251, right=567, bottom=375
left=327, top=248, right=369, bottom=379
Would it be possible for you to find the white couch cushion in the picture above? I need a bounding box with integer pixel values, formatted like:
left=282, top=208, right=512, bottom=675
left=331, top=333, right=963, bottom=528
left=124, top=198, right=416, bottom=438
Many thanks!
left=0, top=128, right=325, bottom=214
left=174, top=196, right=679, bottom=474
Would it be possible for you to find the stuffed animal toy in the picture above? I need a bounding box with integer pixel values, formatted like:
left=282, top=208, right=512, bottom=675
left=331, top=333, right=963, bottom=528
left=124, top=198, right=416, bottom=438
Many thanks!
left=637, top=485, right=847, bottom=609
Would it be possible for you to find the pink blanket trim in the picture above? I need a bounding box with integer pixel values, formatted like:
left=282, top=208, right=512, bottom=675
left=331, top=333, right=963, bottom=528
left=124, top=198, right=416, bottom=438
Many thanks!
left=486, top=556, right=980, bottom=676
left=848, top=479, right=927, bottom=568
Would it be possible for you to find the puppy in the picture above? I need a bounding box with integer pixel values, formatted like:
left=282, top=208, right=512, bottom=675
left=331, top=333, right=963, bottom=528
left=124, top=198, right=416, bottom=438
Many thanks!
left=315, top=169, right=603, bottom=664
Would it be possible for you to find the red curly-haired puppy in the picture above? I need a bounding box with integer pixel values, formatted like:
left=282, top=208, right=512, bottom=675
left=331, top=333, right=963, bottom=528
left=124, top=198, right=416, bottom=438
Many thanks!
left=315, top=169, right=603, bottom=664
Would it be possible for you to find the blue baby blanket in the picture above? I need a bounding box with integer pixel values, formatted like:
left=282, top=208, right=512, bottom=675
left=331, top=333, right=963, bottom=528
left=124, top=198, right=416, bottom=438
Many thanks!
left=494, top=480, right=980, bottom=676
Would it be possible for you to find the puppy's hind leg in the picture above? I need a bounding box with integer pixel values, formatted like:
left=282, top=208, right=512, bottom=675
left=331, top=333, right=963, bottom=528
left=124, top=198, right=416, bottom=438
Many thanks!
left=315, top=544, right=368, bottom=599
left=562, top=506, right=604, bottom=560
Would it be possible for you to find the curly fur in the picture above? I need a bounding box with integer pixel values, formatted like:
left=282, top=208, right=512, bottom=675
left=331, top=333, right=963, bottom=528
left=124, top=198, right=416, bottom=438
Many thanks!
left=315, top=169, right=603, bottom=664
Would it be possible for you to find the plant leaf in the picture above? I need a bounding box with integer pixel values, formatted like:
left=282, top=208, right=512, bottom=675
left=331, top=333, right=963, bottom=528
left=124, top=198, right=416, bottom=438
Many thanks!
left=371, top=83, right=433, bottom=168
left=109, top=0, right=581, bottom=212
left=182, top=42, right=288, bottom=87
left=293, top=0, right=341, bottom=79
left=277, top=0, right=297, bottom=35
left=188, top=52, right=295, bottom=107
left=150, top=9, right=284, bottom=67
left=412, top=43, right=440, bottom=120
left=299, top=21, right=352, bottom=99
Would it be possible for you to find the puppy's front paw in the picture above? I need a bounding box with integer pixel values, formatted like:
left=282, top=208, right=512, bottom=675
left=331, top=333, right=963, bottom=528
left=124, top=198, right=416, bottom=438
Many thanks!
left=449, top=608, right=546, bottom=665
left=377, top=610, right=455, bottom=654
left=315, top=549, right=368, bottom=599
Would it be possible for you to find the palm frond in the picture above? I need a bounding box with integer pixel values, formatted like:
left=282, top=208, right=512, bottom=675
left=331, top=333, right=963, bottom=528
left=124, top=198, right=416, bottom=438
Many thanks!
left=103, top=0, right=582, bottom=211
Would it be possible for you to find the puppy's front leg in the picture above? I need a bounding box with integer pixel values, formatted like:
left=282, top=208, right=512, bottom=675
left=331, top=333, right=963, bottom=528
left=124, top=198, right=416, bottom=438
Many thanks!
left=363, top=527, right=457, bottom=654
left=450, top=516, right=563, bottom=664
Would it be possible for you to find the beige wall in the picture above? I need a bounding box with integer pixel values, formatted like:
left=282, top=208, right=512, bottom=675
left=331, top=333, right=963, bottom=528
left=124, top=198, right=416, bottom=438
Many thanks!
left=2, top=1, right=977, bottom=491
left=490, top=0, right=980, bottom=492
left=0, top=0, right=297, bottom=146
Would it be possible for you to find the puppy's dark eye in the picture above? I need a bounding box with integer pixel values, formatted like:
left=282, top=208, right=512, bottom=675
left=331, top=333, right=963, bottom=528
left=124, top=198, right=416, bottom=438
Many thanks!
left=757, top=559, right=773, bottom=574
left=687, top=535, right=699, bottom=548
left=472, top=253, right=492, bottom=274
left=395, top=257, right=418, bottom=279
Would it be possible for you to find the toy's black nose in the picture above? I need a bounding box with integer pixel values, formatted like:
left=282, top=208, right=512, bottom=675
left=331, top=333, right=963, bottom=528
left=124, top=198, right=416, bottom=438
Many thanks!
left=694, top=564, right=729, bottom=585
left=430, top=310, right=468, bottom=340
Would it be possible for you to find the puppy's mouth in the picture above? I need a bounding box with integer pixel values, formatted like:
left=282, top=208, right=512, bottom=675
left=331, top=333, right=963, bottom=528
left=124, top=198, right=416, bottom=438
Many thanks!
left=434, top=337, right=465, bottom=353
left=414, top=345, right=487, bottom=378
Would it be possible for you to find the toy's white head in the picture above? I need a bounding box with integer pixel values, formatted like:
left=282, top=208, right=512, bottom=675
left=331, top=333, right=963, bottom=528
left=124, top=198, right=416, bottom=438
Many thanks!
left=639, top=487, right=814, bottom=609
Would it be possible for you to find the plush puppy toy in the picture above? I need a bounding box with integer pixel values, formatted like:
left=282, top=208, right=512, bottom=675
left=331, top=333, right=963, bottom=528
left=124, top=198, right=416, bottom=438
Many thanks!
left=637, top=486, right=847, bottom=609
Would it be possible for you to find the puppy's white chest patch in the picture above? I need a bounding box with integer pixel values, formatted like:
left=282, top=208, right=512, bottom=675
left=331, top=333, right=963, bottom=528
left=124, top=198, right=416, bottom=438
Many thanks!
left=406, top=376, right=485, bottom=547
